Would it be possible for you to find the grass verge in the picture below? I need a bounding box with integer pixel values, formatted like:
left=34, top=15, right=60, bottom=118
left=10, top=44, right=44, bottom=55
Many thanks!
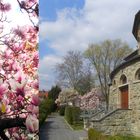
left=70, top=121, right=84, bottom=130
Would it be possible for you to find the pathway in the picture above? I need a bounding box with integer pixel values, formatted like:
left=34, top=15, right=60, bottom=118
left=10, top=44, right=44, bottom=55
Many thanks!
left=39, top=113, right=87, bottom=140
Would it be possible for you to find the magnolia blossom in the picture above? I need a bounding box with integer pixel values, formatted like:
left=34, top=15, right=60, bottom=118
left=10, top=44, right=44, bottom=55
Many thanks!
left=26, top=115, right=39, bottom=133
left=0, top=3, right=11, bottom=12
left=31, top=94, right=39, bottom=106
left=0, top=1, right=38, bottom=139
left=80, top=88, right=101, bottom=110
left=27, top=105, right=39, bottom=115
left=0, top=83, right=8, bottom=99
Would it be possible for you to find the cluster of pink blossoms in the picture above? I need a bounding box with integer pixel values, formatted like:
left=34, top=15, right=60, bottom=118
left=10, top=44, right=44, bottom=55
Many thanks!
left=0, top=0, right=39, bottom=139
left=0, top=25, right=39, bottom=139
left=80, top=88, right=100, bottom=110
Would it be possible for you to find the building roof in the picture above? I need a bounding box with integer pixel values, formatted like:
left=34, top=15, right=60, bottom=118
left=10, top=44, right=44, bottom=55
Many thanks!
left=123, top=50, right=138, bottom=61
left=39, top=91, right=48, bottom=98
left=110, top=49, right=140, bottom=80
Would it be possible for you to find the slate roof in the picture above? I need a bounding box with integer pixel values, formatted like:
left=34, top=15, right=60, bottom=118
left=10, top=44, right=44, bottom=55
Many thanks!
left=110, top=49, right=140, bottom=80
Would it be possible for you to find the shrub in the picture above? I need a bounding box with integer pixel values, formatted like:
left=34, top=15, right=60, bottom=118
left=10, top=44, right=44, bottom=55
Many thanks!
left=88, top=128, right=107, bottom=140
left=65, top=106, right=81, bottom=125
left=39, top=98, right=54, bottom=126
left=65, top=106, right=73, bottom=124
left=72, top=107, right=81, bottom=124
left=88, top=128, right=140, bottom=140
left=59, top=106, right=66, bottom=116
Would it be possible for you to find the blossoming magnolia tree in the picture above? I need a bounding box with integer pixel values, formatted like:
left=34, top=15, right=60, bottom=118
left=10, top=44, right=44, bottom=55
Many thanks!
left=0, top=0, right=38, bottom=139
left=80, top=88, right=100, bottom=110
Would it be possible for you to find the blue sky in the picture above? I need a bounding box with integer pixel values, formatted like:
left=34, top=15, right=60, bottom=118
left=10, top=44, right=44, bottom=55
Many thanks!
left=39, top=0, right=85, bottom=59
left=40, top=0, right=84, bottom=21
left=39, top=0, right=140, bottom=90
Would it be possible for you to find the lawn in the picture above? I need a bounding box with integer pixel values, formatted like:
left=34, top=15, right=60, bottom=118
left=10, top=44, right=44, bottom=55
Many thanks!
left=70, top=121, right=84, bottom=130
left=88, top=128, right=140, bottom=140
left=107, top=135, right=140, bottom=140
left=86, top=135, right=140, bottom=140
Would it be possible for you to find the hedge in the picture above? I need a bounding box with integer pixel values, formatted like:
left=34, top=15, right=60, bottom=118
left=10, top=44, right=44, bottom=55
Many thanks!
left=39, top=98, right=54, bottom=126
left=88, top=128, right=106, bottom=140
left=72, top=107, right=80, bottom=124
left=65, top=106, right=73, bottom=124
left=65, top=106, right=81, bottom=125
left=59, top=106, right=66, bottom=116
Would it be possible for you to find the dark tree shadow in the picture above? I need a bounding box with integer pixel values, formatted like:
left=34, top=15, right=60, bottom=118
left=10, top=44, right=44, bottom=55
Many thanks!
left=39, top=120, right=53, bottom=140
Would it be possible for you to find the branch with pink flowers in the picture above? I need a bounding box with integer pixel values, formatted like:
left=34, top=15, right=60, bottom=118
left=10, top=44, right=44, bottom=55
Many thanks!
left=0, top=0, right=39, bottom=139
left=0, top=118, right=25, bottom=131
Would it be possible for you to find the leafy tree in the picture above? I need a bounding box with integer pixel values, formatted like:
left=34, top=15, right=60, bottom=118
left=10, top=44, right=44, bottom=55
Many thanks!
left=48, top=85, right=61, bottom=100
left=85, top=39, right=133, bottom=109
left=48, top=85, right=61, bottom=112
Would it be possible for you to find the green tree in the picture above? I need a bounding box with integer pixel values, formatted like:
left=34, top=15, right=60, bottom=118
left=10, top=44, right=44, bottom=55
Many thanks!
left=48, top=85, right=61, bottom=112
left=48, top=85, right=61, bottom=100
left=84, top=39, right=133, bottom=109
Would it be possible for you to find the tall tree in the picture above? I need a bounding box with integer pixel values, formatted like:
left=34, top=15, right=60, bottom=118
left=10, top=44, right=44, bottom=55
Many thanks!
left=56, top=51, right=94, bottom=95
left=48, top=85, right=61, bottom=112
left=84, top=39, right=133, bottom=109
left=48, top=85, right=61, bottom=100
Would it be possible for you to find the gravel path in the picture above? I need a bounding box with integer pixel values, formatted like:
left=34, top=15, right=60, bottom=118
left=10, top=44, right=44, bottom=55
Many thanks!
left=39, top=113, right=87, bottom=140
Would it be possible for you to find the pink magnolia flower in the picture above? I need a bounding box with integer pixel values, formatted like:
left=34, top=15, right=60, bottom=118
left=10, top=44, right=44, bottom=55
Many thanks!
left=31, top=94, right=39, bottom=106
left=31, top=79, right=39, bottom=90
left=15, top=71, right=27, bottom=84
left=0, top=3, right=11, bottom=12
left=26, top=115, right=38, bottom=133
left=13, top=27, right=26, bottom=40
left=27, top=105, right=38, bottom=114
left=2, top=49, right=12, bottom=59
left=32, top=52, right=39, bottom=67
left=0, top=82, right=8, bottom=99
left=9, top=74, right=28, bottom=97
left=16, top=95, right=24, bottom=107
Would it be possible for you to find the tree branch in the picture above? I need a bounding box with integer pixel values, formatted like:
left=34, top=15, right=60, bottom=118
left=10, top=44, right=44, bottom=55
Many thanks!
left=0, top=131, right=9, bottom=140
left=0, top=117, right=26, bottom=132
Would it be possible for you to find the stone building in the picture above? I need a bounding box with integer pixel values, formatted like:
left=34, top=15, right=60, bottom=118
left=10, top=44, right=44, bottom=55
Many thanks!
left=88, top=11, right=140, bottom=136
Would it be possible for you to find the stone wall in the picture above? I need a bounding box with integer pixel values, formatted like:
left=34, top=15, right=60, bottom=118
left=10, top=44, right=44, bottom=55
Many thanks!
left=109, top=60, right=140, bottom=110
left=90, top=109, right=140, bottom=136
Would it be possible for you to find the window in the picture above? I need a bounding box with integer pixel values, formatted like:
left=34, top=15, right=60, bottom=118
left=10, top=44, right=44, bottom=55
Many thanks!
left=135, top=68, right=140, bottom=80
left=120, top=74, right=127, bottom=84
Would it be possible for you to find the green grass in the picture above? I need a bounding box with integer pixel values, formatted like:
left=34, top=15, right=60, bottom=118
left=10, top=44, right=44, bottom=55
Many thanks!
left=88, top=128, right=140, bottom=140
left=70, top=121, right=84, bottom=130
left=107, top=135, right=140, bottom=140
left=88, top=134, right=140, bottom=140
left=87, top=135, right=140, bottom=140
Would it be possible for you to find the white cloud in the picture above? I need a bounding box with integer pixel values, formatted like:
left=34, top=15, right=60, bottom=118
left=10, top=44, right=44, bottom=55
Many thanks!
left=39, top=55, right=62, bottom=90
left=40, top=0, right=139, bottom=54
left=3, top=0, right=37, bottom=33
left=40, top=0, right=140, bottom=89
